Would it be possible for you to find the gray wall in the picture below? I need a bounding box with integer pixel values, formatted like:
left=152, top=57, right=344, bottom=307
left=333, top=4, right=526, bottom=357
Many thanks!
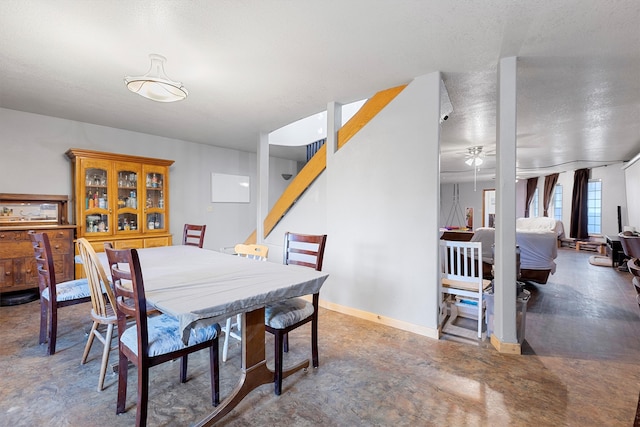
left=267, top=72, right=443, bottom=336
left=440, top=180, right=495, bottom=229
left=0, top=107, right=298, bottom=252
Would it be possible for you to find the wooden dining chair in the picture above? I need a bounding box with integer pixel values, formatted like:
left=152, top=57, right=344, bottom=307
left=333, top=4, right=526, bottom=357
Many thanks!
left=29, top=231, right=91, bottom=356
left=221, top=243, right=269, bottom=362
left=105, top=246, right=220, bottom=427
left=265, top=232, right=327, bottom=395
left=182, top=224, right=207, bottom=248
left=76, top=238, right=118, bottom=391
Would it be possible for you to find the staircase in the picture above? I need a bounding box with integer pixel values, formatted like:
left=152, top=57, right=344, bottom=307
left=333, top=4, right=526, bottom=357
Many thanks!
left=245, top=84, right=407, bottom=243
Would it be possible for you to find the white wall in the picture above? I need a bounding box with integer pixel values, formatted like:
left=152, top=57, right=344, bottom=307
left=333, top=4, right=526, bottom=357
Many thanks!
left=440, top=180, right=495, bottom=229
left=592, top=163, right=627, bottom=236
left=556, top=171, right=574, bottom=232
left=269, top=73, right=443, bottom=337
left=268, top=156, right=299, bottom=211
left=0, top=107, right=295, bottom=252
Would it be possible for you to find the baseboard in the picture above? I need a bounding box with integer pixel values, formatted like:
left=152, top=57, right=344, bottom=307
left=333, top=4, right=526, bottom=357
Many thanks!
left=490, top=334, right=521, bottom=354
left=317, top=298, right=440, bottom=340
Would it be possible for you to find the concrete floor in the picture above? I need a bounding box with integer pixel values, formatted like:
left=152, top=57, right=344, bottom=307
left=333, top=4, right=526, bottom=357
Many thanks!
left=1, top=248, right=639, bottom=426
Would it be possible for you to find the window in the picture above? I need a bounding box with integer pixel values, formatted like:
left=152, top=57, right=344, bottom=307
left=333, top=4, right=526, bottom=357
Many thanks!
left=587, top=180, right=602, bottom=234
left=529, top=188, right=539, bottom=217
left=553, top=184, right=562, bottom=221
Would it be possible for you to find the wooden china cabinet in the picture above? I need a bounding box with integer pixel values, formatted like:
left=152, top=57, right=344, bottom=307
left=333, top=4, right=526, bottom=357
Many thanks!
left=65, top=149, right=174, bottom=278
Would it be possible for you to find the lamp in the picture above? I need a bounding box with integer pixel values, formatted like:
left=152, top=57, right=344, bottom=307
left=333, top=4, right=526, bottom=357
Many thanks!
left=124, top=54, right=188, bottom=102
left=281, top=174, right=292, bottom=181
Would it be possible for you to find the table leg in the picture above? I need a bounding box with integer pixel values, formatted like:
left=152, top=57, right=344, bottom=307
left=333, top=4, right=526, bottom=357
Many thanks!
left=194, top=307, right=310, bottom=426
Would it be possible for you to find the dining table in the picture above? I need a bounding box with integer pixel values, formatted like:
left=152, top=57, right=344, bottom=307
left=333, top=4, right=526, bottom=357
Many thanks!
left=98, top=244, right=330, bottom=425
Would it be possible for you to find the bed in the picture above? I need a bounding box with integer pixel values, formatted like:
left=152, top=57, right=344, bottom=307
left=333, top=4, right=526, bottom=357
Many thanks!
left=470, top=218, right=559, bottom=284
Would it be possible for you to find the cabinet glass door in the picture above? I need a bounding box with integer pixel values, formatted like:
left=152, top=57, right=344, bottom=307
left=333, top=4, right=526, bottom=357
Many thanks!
left=84, top=166, right=110, bottom=234
left=143, top=167, right=167, bottom=232
left=115, top=165, right=141, bottom=234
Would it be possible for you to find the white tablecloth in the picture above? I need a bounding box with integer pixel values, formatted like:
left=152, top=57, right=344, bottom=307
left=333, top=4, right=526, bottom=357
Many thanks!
left=100, top=245, right=329, bottom=342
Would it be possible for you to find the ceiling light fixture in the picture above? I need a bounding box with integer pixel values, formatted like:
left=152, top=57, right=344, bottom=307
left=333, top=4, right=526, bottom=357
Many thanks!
left=465, top=146, right=484, bottom=166
left=124, top=54, right=188, bottom=102
left=465, top=157, right=484, bottom=166
left=465, top=146, right=484, bottom=191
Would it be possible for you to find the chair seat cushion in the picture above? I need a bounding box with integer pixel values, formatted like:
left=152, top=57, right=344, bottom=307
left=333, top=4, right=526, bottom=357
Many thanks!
left=265, top=297, right=314, bottom=329
left=121, top=314, right=220, bottom=357
left=41, top=278, right=90, bottom=302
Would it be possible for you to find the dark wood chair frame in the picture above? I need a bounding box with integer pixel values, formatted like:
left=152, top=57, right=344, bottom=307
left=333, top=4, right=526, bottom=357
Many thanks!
left=627, top=259, right=640, bottom=301
left=265, top=232, right=327, bottom=395
left=29, top=231, right=91, bottom=355
left=105, top=246, right=220, bottom=427
left=182, top=224, right=207, bottom=248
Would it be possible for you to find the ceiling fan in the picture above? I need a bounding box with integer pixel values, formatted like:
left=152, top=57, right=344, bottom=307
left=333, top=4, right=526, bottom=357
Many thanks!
left=465, top=146, right=485, bottom=166
left=464, top=145, right=488, bottom=191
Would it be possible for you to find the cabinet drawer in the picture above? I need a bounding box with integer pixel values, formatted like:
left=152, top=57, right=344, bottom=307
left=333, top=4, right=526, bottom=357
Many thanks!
left=0, top=229, right=71, bottom=242
left=114, top=239, right=144, bottom=250
left=0, top=230, right=28, bottom=241
left=144, top=236, right=172, bottom=248
left=0, top=230, right=72, bottom=258
left=89, top=240, right=111, bottom=253
left=25, top=257, right=38, bottom=284
left=45, top=229, right=72, bottom=241
left=0, top=241, right=32, bottom=259
left=0, top=259, right=14, bottom=288
left=16, top=257, right=38, bottom=288
left=0, top=258, right=39, bottom=292
left=47, top=238, right=71, bottom=255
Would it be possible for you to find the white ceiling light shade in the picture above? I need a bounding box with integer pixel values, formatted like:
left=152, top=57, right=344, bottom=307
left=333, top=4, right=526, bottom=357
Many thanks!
left=465, top=157, right=484, bottom=166
left=465, top=146, right=484, bottom=166
left=124, top=54, right=188, bottom=102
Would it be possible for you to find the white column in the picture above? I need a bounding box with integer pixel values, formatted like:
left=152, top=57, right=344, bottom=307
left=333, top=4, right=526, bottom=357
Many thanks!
left=326, top=101, right=342, bottom=163
left=494, top=56, right=519, bottom=347
left=257, top=132, right=269, bottom=243
left=326, top=101, right=341, bottom=266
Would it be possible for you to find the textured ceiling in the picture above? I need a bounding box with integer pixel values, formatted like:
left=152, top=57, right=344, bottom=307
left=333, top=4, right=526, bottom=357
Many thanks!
left=1, top=1, right=639, bottom=182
